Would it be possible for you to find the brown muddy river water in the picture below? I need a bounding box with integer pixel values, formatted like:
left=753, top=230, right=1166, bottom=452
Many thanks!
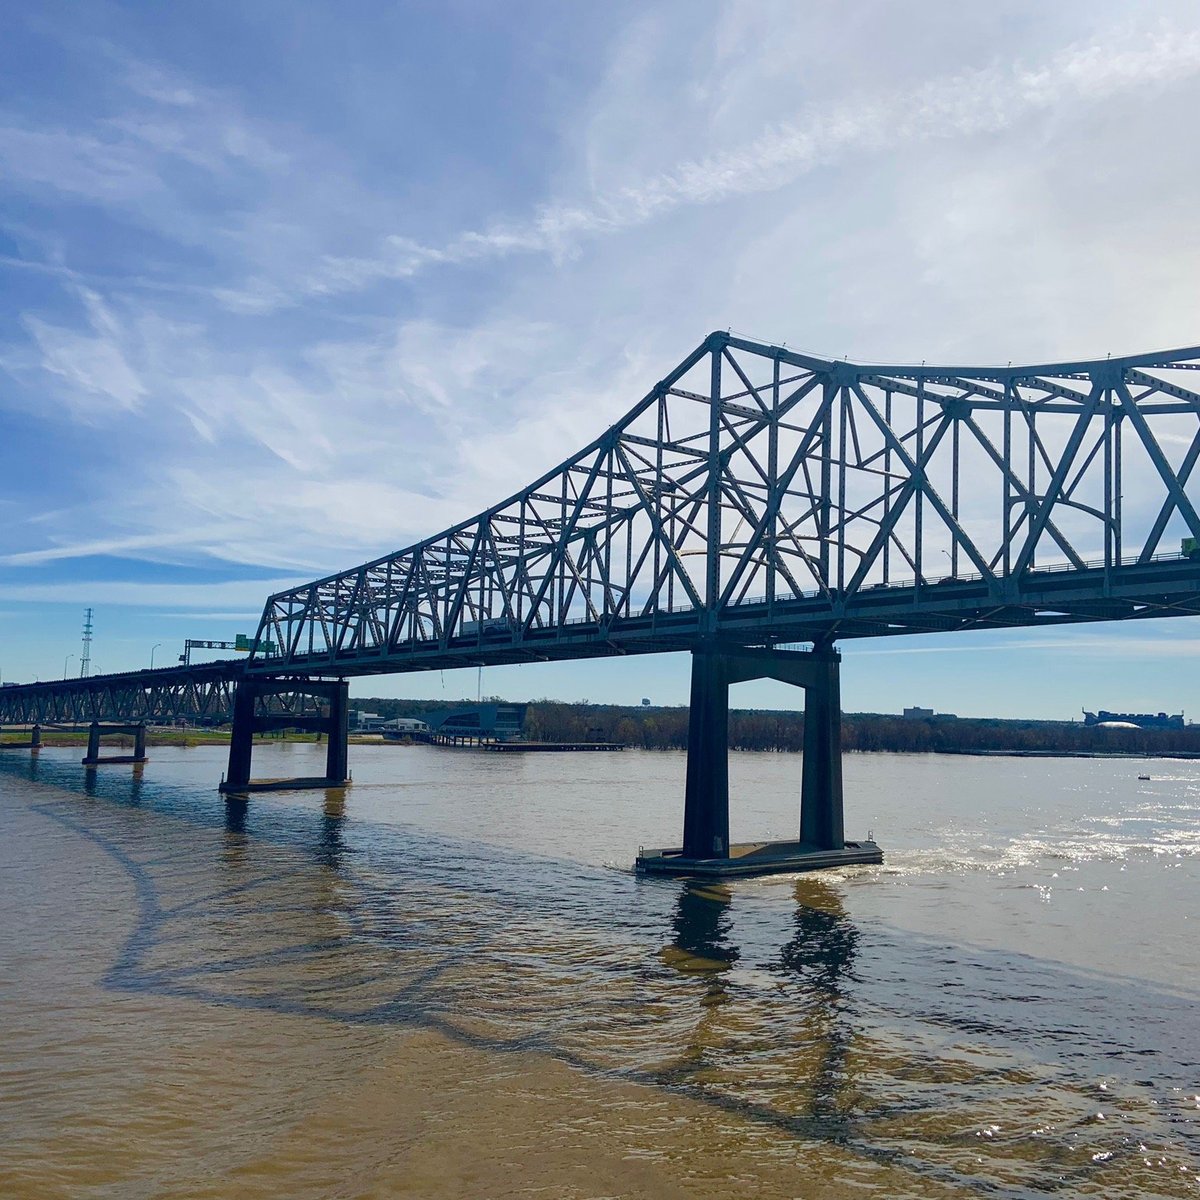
left=1, top=743, right=1197, bottom=1197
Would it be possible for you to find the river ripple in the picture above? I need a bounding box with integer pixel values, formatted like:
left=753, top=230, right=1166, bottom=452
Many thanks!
left=1, top=744, right=1197, bottom=1197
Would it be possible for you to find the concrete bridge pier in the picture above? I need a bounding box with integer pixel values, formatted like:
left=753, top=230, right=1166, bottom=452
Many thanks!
left=0, top=724, right=41, bottom=751
left=220, top=678, right=350, bottom=795
left=639, top=642, right=880, bottom=878
left=681, top=649, right=730, bottom=859
left=800, top=651, right=844, bottom=851
left=82, top=722, right=148, bottom=766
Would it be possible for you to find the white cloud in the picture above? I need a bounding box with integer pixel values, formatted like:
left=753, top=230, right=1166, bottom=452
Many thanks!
left=0, top=528, right=227, bottom=566
left=0, top=577, right=304, bottom=609
left=0, top=50, right=289, bottom=207
left=6, top=5, right=1200, bottom=624
left=1, top=276, right=666, bottom=572
left=219, top=22, right=1200, bottom=313
left=20, top=290, right=146, bottom=415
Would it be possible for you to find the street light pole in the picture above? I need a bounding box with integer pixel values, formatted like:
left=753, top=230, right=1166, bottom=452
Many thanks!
left=151, top=643, right=162, bottom=670
left=63, top=654, right=74, bottom=678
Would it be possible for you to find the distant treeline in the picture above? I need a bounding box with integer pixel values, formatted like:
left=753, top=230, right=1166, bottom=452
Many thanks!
left=354, top=696, right=1200, bottom=756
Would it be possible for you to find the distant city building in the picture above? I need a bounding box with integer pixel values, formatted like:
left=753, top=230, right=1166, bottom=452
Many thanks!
left=378, top=717, right=430, bottom=741
left=424, top=702, right=527, bottom=744
left=351, top=712, right=430, bottom=734
left=902, top=706, right=958, bottom=721
left=383, top=717, right=429, bottom=733
left=1083, top=709, right=1184, bottom=730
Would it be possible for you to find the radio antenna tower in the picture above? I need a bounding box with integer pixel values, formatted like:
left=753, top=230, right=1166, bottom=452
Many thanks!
left=80, top=607, right=93, bottom=678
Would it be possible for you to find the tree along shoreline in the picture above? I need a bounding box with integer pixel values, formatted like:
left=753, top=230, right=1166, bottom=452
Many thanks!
left=6, top=700, right=1196, bottom=758
left=360, top=698, right=1200, bottom=758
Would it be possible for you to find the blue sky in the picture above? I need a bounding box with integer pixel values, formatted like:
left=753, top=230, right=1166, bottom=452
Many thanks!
left=2, top=0, right=1200, bottom=718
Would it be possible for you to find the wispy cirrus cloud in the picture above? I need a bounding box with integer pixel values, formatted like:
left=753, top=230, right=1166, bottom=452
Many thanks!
left=4, top=3, right=1200, bottom=707
left=0, top=527, right=230, bottom=567
left=19, top=290, right=146, bottom=415
left=216, top=24, right=1200, bottom=314
left=0, top=577, right=304, bottom=609
left=0, top=50, right=289, bottom=209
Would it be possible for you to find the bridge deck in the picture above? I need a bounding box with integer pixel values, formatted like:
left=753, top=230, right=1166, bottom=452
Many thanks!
left=247, top=555, right=1200, bottom=678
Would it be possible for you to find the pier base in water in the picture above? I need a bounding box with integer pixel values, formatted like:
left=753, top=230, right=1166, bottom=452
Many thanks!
left=82, top=722, right=147, bottom=766
left=220, top=776, right=350, bottom=794
left=0, top=724, right=41, bottom=750
left=636, top=839, right=883, bottom=879
left=219, top=678, right=350, bottom=795
left=654, top=642, right=867, bottom=878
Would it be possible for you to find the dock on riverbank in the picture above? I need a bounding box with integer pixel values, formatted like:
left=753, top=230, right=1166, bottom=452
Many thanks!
left=477, top=740, right=625, bottom=753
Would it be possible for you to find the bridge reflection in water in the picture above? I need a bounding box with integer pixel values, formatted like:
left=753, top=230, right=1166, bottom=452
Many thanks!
left=4, top=744, right=1199, bottom=1195
left=661, top=877, right=859, bottom=1128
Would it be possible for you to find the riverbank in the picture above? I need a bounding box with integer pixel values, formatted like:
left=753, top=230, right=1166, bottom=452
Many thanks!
left=353, top=698, right=1200, bottom=758
left=6, top=718, right=1198, bottom=759
left=941, top=747, right=1200, bottom=759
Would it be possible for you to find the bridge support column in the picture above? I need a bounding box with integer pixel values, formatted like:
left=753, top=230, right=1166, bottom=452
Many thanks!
left=82, top=722, right=149, bottom=766
left=683, top=649, right=730, bottom=859
left=0, top=723, right=41, bottom=751
left=325, top=682, right=349, bottom=784
left=800, top=649, right=844, bottom=851
left=638, top=642, right=880, bottom=878
left=220, top=678, right=351, bottom=795
left=225, top=682, right=256, bottom=791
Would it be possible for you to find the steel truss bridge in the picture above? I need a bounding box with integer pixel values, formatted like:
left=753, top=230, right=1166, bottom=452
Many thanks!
left=5, top=332, right=1200, bottom=870
left=250, top=332, right=1200, bottom=674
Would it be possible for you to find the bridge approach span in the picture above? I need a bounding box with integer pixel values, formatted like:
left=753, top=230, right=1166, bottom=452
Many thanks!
left=0, top=660, right=334, bottom=728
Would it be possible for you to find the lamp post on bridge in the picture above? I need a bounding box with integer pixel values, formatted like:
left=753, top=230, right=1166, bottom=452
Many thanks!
left=150, top=644, right=162, bottom=670
left=63, top=654, right=74, bottom=679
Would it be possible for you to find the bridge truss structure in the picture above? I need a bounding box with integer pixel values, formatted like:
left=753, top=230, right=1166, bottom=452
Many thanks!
left=251, top=333, right=1200, bottom=677
left=7, top=331, right=1200, bottom=869
left=0, top=662, right=325, bottom=727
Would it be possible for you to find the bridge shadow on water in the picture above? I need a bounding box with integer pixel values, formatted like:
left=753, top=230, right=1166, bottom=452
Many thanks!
left=4, top=749, right=1197, bottom=1194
